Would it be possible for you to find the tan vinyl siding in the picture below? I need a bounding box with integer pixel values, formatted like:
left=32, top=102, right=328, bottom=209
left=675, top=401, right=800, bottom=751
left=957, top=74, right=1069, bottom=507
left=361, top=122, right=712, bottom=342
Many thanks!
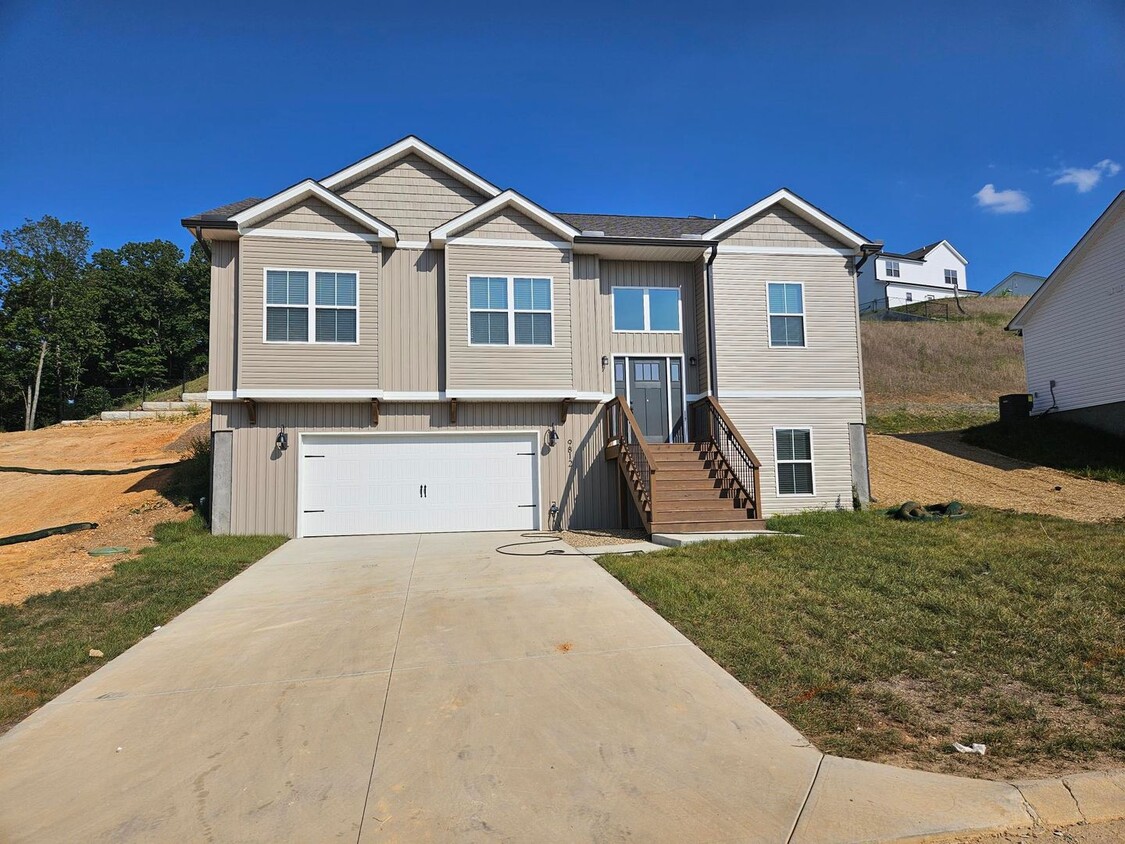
left=379, top=248, right=442, bottom=392
left=1021, top=205, right=1125, bottom=415
left=724, top=207, right=848, bottom=250
left=212, top=400, right=616, bottom=536
left=570, top=254, right=610, bottom=394
left=336, top=154, right=486, bottom=241
left=209, top=240, right=238, bottom=392
left=722, top=397, right=863, bottom=515
left=604, top=260, right=700, bottom=392
left=256, top=197, right=373, bottom=235
left=693, top=256, right=710, bottom=395
left=445, top=244, right=574, bottom=390
left=458, top=208, right=560, bottom=242
left=238, top=236, right=380, bottom=390
left=712, top=254, right=862, bottom=392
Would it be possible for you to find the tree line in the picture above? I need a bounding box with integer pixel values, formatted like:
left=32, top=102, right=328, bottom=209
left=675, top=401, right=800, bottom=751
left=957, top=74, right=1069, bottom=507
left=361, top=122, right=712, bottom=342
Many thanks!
left=0, top=216, right=209, bottom=431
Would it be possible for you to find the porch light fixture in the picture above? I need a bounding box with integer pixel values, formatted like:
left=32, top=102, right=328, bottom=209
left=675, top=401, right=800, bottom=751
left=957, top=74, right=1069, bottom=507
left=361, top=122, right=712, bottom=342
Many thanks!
left=601, top=355, right=609, bottom=367
left=276, top=429, right=289, bottom=451
left=689, top=356, right=697, bottom=366
left=546, top=426, right=560, bottom=448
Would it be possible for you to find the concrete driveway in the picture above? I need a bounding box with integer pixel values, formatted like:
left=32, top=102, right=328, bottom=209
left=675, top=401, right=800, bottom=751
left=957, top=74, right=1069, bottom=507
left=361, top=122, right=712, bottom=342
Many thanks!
left=0, top=532, right=1031, bottom=842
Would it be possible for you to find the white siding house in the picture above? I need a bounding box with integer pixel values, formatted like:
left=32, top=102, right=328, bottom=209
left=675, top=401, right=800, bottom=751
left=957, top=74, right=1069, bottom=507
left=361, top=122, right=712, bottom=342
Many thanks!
left=857, top=240, right=970, bottom=310
left=1007, top=191, right=1125, bottom=437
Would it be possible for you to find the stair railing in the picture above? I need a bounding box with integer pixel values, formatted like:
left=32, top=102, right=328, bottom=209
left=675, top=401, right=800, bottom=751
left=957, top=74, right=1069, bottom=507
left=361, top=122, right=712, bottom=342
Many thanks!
left=689, top=396, right=762, bottom=517
left=605, top=396, right=658, bottom=514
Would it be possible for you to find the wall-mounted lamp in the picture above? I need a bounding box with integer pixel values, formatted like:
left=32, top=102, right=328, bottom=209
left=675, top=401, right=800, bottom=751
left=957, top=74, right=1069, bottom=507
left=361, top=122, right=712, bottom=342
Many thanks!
left=689, top=356, right=697, bottom=367
left=601, top=355, right=609, bottom=367
left=546, top=426, right=560, bottom=448
left=276, top=430, right=289, bottom=451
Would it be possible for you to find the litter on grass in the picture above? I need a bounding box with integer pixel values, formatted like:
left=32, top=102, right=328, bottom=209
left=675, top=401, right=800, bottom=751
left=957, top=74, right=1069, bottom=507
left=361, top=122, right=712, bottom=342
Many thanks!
left=953, top=742, right=987, bottom=755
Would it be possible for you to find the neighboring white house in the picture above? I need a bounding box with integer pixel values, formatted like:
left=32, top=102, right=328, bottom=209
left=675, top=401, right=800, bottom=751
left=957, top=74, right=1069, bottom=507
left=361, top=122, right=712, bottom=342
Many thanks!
left=857, top=240, right=970, bottom=311
left=984, top=271, right=1045, bottom=297
left=1007, top=191, right=1125, bottom=437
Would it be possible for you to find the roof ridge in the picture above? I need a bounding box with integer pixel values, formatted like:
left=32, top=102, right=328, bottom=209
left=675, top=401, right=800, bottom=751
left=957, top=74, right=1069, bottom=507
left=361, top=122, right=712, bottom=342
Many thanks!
left=555, top=211, right=721, bottom=221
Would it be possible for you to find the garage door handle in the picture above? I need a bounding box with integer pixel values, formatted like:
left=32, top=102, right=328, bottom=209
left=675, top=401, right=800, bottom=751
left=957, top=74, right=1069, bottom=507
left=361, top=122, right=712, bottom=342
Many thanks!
left=303, top=509, right=324, bottom=513
left=518, top=504, right=537, bottom=508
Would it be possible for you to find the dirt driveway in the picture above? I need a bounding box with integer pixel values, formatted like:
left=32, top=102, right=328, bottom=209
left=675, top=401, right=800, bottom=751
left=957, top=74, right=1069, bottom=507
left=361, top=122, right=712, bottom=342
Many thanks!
left=0, top=417, right=207, bottom=604
left=869, top=432, right=1125, bottom=522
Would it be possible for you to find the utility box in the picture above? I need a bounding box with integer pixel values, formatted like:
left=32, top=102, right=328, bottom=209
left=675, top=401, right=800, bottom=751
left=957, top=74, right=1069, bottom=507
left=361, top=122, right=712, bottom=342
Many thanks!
left=998, top=393, right=1032, bottom=422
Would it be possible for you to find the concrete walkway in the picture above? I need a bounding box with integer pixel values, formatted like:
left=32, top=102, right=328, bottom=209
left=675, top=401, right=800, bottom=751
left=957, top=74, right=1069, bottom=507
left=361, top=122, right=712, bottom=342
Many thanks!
left=0, top=533, right=1040, bottom=842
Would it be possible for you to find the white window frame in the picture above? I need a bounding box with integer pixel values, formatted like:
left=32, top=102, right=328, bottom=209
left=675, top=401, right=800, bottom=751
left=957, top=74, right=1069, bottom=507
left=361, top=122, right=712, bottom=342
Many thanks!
left=944, top=269, right=959, bottom=286
left=467, top=275, right=555, bottom=347
left=263, top=267, right=360, bottom=345
left=766, top=282, right=807, bottom=349
left=905, top=291, right=913, bottom=302
left=773, top=426, right=815, bottom=497
left=611, top=286, right=683, bottom=334
left=884, top=260, right=901, bottom=278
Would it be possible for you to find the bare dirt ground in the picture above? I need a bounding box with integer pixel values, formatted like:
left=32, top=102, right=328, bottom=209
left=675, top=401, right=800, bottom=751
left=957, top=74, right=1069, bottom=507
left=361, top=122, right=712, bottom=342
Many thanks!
left=953, top=818, right=1125, bottom=843
left=869, top=432, right=1125, bottom=522
left=0, top=417, right=209, bottom=605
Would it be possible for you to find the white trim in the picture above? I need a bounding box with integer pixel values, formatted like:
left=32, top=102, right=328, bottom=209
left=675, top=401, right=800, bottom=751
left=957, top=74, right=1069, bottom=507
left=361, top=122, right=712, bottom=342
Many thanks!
left=610, top=286, right=684, bottom=334
left=431, top=190, right=580, bottom=245
left=238, top=389, right=379, bottom=400
left=394, top=240, right=431, bottom=250
left=207, top=391, right=237, bottom=401
left=719, top=245, right=854, bottom=256
left=720, top=389, right=862, bottom=399
left=263, top=268, right=361, bottom=345
left=613, top=354, right=689, bottom=443
left=319, top=136, right=502, bottom=198
left=218, top=388, right=615, bottom=403
left=445, top=389, right=612, bottom=401
left=933, top=239, right=969, bottom=266
left=231, top=180, right=397, bottom=246
left=447, top=236, right=572, bottom=250
left=703, top=188, right=868, bottom=249
left=382, top=391, right=444, bottom=401
left=686, top=391, right=712, bottom=402
left=467, top=275, right=556, bottom=348
left=242, top=227, right=382, bottom=244
left=766, top=281, right=807, bottom=349
left=296, top=428, right=541, bottom=538
left=772, top=426, right=816, bottom=497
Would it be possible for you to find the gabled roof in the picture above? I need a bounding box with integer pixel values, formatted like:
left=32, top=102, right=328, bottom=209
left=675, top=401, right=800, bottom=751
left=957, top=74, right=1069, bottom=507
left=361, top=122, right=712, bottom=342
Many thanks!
left=983, top=272, right=1046, bottom=297
left=430, top=190, right=580, bottom=246
left=701, top=188, right=871, bottom=250
left=183, top=197, right=262, bottom=226
left=320, top=135, right=501, bottom=198
left=229, top=180, right=398, bottom=246
left=555, top=213, right=718, bottom=239
left=903, top=239, right=968, bottom=265
left=1008, top=191, right=1125, bottom=331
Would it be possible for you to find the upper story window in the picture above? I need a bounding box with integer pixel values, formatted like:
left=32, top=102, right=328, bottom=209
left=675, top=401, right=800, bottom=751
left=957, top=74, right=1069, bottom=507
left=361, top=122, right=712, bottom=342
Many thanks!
left=884, top=260, right=901, bottom=278
left=767, top=282, right=805, bottom=348
left=944, top=269, right=959, bottom=285
left=265, top=269, right=358, bottom=344
left=469, top=276, right=553, bottom=346
left=612, top=287, right=681, bottom=332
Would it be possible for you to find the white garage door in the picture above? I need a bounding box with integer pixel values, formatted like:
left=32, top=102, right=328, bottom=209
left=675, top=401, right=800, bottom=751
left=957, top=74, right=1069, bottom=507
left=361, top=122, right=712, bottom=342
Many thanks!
left=299, top=432, right=540, bottom=537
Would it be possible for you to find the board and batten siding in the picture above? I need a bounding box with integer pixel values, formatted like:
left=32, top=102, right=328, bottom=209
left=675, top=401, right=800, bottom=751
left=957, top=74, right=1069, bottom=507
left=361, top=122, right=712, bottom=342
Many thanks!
left=445, top=244, right=574, bottom=390
left=212, top=400, right=616, bottom=536
left=571, top=254, right=611, bottom=395
left=712, top=254, right=863, bottom=394
left=209, top=240, right=238, bottom=392
left=693, top=257, right=710, bottom=395
left=256, top=197, right=374, bottom=235
left=723, top=397, right=863, bottom=515
left=379, top=247, right=443, bottom=392
left=335, top=154, right=486, bottom=242
left=238, top=235, right=380, bottom=390
left=1021, top=203, right=1125, bottom=415
left=723, top=207, right=848, bottom=250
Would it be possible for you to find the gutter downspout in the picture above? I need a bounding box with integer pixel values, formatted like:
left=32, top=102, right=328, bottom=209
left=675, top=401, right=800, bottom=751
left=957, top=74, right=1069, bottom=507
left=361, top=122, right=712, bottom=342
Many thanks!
left=705, top=243, right=719, bottom=397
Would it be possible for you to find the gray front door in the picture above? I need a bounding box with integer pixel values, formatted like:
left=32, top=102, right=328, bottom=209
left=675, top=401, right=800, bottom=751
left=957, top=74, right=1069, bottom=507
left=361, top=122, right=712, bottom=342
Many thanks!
left=629, top=358, right=669, bottom=443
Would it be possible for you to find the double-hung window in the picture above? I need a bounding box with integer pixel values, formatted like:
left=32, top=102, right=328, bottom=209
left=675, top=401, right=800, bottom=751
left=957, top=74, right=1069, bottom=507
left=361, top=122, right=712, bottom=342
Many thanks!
left=612, top=287, right=681, bottom=332
left=775, top=428, right=814, bottom=495
left=944, top=269, right=958, bottom=286
left=767, top=282, right=805, bottom=347
left=266, top=269, right=357, bottom=343
left=884, top=260, right=901, bottom=278
left=468, top=276, right=553, bottom=345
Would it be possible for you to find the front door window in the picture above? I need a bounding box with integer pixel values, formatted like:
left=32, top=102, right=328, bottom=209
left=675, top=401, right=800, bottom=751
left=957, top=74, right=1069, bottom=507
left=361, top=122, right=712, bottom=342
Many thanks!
left=628, top=358, right=669, bottom=443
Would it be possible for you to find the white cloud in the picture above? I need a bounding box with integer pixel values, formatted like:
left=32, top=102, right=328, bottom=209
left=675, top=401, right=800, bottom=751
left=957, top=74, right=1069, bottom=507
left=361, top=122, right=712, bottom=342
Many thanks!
left=1052, top=159, right=1122, bottom=193
left=974, top=183, right=1031, bottom=214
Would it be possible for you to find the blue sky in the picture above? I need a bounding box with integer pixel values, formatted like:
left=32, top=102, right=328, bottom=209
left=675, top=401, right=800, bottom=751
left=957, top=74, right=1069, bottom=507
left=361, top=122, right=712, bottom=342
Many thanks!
left=1, top=0, right=1122, bottom=291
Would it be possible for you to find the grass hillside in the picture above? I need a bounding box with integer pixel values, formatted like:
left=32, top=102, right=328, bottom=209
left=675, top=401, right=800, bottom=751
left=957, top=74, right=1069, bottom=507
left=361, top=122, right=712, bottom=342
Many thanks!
left=862, top=296, right=1029, bottom=433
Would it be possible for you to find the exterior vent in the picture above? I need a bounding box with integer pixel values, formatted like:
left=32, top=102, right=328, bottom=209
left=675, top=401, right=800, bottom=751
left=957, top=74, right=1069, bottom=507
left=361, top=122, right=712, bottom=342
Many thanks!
left=680, top=233, right=703, bottom=240
left=581, top=230, right=605, bottom=237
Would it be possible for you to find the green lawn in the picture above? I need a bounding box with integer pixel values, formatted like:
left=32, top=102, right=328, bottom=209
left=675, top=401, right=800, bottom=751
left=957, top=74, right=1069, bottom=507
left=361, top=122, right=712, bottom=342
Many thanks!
left=867, top=403, right=999, bottom=435
left=0, top=517, right=285, bottom=734
left=964, top=418, right=1125, bottom=485
left=600, top=508, right=1125, bottom=779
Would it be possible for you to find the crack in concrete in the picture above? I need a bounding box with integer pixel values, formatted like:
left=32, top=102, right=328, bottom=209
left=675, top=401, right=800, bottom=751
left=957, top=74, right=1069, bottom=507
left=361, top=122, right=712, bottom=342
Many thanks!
left=1060, top=778, right=1088, bottom=823
left=1010, top=783, right=1043, bottom=825
left=784, top=752, right=826, bottom=844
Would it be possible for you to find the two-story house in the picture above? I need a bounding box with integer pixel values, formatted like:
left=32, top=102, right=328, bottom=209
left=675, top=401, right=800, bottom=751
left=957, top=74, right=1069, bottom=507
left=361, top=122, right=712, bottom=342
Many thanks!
left=857, top=240, right=971, bottom=310
left=182, top=137, right=876, bottom=538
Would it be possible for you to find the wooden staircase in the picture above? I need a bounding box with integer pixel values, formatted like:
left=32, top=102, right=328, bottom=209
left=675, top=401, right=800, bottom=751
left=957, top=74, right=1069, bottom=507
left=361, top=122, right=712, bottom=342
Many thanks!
left=605, top=396, right=766, bottom=535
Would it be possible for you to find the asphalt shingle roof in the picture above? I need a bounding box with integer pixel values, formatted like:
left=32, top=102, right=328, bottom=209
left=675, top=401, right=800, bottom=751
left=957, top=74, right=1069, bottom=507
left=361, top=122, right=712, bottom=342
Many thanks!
left=186, top=197, right=262, bottom=222
left=555, top=213, right=720, bottom=239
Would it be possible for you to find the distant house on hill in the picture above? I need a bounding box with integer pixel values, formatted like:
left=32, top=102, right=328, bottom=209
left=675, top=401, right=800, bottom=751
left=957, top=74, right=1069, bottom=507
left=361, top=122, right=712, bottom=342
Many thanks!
left=984, top=272, right=1045, bottom=297
left=856, top=240, right=972, bottom=311
left=1008, top=191, right=1125, bottom=437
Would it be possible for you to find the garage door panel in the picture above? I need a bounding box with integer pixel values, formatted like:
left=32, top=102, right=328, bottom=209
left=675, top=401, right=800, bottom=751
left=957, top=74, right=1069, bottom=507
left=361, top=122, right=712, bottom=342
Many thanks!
left=300, top=433, right=538, bottom=537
